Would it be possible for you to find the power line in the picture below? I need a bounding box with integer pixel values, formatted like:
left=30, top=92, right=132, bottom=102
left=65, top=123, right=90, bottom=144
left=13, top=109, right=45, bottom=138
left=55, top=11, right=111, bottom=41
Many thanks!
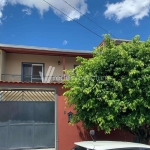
left=63, top=0, right=117, bottom=39
left=43, top=0, right=103, bottom=39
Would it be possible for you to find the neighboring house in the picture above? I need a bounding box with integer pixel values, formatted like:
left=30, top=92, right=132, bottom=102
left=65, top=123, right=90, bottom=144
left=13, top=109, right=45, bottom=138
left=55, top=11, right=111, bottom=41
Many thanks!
left=98, top=38, right=132, bottom=47
left=0, top=43, right=134, bottom=150
left=99, top=38, right=145, bottom=48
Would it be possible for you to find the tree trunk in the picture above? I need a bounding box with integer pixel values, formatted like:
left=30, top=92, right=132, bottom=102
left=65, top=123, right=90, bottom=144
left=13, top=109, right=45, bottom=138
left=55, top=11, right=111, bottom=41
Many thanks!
left=122, top=125, right=150, bottom=145
left=140, top=137, right=149, bottom=145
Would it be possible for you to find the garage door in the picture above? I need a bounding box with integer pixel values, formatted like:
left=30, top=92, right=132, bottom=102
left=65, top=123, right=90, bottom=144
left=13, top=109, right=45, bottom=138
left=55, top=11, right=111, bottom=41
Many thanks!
left=0, top=90, right=55, bottom=150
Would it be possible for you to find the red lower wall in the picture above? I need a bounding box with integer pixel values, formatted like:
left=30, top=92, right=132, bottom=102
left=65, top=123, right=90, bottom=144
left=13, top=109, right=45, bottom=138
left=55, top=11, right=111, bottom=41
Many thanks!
left=57, top=85, right=134, bottom=150
left=0, top=82, right=134, bottom=150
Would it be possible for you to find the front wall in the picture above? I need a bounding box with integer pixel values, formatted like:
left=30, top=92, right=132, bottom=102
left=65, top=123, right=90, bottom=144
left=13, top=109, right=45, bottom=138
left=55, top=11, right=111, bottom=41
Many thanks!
left=0, top=50, right=6, bottom=80
left=57, top=85, right=134, bottom=150
left=1, top=50, right=6, bottom=74
left=57, top=86, right=88, bottom=150
left=0, top=50, right=2, bottom=79
left=0, top=82, right=134, bottom=150
left=65, top=57, right=79, bottom=70
left=5, top=53, right=79, bottom=77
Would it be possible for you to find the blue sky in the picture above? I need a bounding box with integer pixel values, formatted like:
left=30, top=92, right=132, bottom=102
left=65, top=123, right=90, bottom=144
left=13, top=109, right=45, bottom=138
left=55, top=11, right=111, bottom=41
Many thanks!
left=0, top=0, right=150, bottom=51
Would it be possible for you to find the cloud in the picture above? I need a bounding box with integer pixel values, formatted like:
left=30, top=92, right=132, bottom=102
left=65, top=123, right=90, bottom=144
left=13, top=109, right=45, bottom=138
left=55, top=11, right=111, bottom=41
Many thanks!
left=0, top=0, right=88, bottom=23
left=63, top=40, right=68, bottom=45
left=0, top=0, right=7, bottom=23
left=104, top=0, right=150, bottom=25
left=22, top=8, right=32, bottom=15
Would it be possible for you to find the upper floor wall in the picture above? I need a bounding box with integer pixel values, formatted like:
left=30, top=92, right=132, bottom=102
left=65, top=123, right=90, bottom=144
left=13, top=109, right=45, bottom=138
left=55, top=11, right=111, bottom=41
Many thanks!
left=0, top=50, right=6, bottom=78
left=0, top=44, right=92, bottom=83
left=0, top=51, right=91, bottom=83
left=5, top=53, right=79, bottom=75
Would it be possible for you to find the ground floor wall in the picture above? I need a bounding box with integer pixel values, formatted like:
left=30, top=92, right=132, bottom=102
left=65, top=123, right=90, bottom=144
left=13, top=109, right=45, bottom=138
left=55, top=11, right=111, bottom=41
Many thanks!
left=0, top=82, right=135, bottom=150
left=57, top=85, right=134, bottom=150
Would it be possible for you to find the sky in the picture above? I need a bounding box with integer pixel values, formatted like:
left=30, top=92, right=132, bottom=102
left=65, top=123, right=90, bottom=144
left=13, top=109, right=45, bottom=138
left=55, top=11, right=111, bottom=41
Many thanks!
left=0, top=0, right=150, bottom=51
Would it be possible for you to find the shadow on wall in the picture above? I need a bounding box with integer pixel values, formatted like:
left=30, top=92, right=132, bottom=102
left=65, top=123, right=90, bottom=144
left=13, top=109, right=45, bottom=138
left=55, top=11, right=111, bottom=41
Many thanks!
left=96, top=129, right=134, bottom=142
left=76, top=125, right=134, bottom=142
left=76, top=125, right=91, bottom=141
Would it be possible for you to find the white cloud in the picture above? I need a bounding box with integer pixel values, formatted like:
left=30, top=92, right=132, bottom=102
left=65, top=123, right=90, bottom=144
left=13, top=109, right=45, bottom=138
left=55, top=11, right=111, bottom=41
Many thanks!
left=63, top=40, right=68, bottom=45
left=104, top=0, right=150, bottom=25
left=22, top=8, right=32, bottom=15
left=0, top=0, right=88, bottom=23
left=0, top=0, right=7, bottom=22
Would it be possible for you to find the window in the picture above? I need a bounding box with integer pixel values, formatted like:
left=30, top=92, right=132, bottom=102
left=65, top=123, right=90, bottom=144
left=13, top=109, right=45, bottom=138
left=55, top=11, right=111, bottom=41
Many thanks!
left=74, top=65, right=79, bottom=69
left=22, top=63, right=44, bottom=82
left=74, top=65, right=79, bottom=74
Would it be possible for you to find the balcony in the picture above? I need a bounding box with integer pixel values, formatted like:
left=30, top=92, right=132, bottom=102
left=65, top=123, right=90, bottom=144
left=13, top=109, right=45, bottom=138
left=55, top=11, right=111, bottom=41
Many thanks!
left=1, top=74, right=66, bottom=83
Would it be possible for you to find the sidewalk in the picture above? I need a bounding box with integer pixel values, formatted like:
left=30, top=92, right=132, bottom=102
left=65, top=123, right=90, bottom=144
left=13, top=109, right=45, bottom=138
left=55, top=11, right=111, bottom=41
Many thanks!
left=24, top=148, right=55, bottom=150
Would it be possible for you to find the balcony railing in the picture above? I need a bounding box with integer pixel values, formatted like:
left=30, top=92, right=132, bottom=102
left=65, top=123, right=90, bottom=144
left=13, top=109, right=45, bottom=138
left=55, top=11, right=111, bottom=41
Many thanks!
left=1, top=74, right=67, bottom=83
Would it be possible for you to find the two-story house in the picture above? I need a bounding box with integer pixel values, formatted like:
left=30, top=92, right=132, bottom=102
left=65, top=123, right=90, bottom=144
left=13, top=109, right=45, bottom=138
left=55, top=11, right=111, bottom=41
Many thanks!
left=0, top=43, right=92, bottom=150
left=0, top=43, right=134, bottom=150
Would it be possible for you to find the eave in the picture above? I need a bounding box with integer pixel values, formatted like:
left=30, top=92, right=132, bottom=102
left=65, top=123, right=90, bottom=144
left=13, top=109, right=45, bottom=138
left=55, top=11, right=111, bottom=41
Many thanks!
left=0, top=43, right=93, bottom=58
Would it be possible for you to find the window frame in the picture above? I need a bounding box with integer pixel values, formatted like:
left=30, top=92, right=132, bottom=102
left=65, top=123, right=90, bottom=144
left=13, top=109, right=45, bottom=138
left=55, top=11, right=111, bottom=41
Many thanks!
left=74, top=65, right=79, bottom=74
left=74, top=65, right=79, bottom=69
left=21, top=62, right=45, bottom=82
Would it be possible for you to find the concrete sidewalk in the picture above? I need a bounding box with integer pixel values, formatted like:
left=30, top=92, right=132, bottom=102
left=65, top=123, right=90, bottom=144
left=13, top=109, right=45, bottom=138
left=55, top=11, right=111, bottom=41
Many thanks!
left=23, top=148, right=55, bottom=150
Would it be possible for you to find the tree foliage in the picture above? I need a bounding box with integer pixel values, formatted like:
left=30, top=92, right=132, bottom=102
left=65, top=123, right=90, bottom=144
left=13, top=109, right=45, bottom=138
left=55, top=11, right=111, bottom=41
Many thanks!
left=63, top=35, right=150, bottom=143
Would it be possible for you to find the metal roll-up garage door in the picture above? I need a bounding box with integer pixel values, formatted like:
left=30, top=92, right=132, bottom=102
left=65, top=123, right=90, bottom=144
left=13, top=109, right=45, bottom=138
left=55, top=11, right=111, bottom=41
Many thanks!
left=0, top=90, right=55, bottom=150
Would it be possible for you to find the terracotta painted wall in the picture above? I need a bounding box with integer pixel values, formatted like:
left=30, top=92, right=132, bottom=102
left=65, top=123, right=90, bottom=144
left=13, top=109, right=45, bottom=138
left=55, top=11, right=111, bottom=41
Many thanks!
left=57, top=85, right=88, bottom=150
left=0, top=82, right=134, bottom=150
left=57, top=85, right=134, bottom=150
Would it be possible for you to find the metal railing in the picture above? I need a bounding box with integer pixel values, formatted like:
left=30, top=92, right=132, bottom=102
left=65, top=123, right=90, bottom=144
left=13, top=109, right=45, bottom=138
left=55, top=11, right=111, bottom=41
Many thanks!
left=1, top=74, right=67, bottom=83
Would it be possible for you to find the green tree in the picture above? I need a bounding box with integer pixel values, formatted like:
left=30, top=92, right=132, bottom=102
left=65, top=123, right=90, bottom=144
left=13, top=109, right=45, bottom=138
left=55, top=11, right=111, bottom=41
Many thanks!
left=63, top=35, right=150, bottom=144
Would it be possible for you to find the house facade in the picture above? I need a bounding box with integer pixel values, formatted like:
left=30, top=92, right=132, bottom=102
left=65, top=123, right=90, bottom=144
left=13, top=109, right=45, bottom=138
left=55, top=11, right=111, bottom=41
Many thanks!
left=0, top=43, right=134, bottom=150
left=0, top=44, right=93, bottom=150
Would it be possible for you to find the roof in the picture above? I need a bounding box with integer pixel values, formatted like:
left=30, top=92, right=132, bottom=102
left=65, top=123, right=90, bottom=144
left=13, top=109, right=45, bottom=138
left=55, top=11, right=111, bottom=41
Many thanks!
left=74, top=141, right=150, bottom=150
left=0, top=43, right=93, bottom=57
left=112, top=38, right=132, bottom=42
left=98, top=38, right=131, bottom=47
left=99, top=38, right=144, bottom=47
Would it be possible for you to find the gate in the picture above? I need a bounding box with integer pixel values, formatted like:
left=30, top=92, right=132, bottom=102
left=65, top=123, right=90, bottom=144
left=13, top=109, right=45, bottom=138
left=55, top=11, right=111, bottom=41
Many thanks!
left=0, top=90, right=55, bottom=150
